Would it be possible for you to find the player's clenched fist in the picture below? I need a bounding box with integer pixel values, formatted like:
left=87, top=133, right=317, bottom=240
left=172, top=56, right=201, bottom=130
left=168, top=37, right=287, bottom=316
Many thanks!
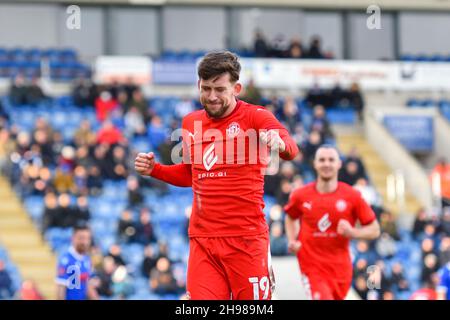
left=337, top=219, right=355, bottom=238
left=259, top=130, right=286, bottom=153
left=288, top=240, right=302, bottom=254
left=134, top=152, right=156, bottom=176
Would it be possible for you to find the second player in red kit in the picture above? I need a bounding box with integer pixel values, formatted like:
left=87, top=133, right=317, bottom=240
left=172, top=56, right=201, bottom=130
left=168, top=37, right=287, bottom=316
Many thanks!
left=135, top=51, right=299, bottom=299
left=284, top=145, right=380, bottom=300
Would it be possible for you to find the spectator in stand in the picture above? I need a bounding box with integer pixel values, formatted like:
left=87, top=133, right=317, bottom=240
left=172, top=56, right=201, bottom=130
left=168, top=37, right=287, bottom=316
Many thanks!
left=18, top=280, right=44, bottom=300
left=270, top=221, right=288, bottom=256
left=54, top=193, right=76, bottom=228
left=276, top=178, right=292, bottom=208
left=413, top=208, right=430, bottom=240
left=73, top=165, right=89, bottom=195
left=96, top=120, right=125, bottom=146
left=344, top=148, right=367, bottom=179
left=410, top=274, right=440, bottom=300
left=241, top=79, right=262, bottom=106
left=72, top=77, right=96, bottom=108
left=123, top=77, right=138, bottom=103
left=26, top=77, right=47, bottom=106
left=270, top=33, right=289, bottom=58
left=87, top=165, right=103, bottom=196
left=253, top=29, right=269, bottom=58
left=106, top=244, right=126, bottom=267
left=348, top=82, right=365, bottom=121
left=174, top=97, right=195, bottom=120
left=437, top=261, right=450, bottom=300
left=127, top=175, right=144, bottom=208
left=135, top=208, right=157, bottom=245
left=302, top=130, right=323, bottom=168
left=279, top=96, right=301, bottom=133
left=74, top=120, right=96, bottom=147
left=390, top=262, right=409, bottom=292
left=32, top=129, right=54, bottom=167
left=310, top=104, right=334, bottom=141
left=439, top=237, right=450, bottom=266
left=422, top=253, right=440, bottom=285
left=353, top=178, right=379, bottom=208
left=0, top=259, right=14, bottom=299
left=150, top=257, right=181, bottom=295
left=440, top=208, right=450, bottom=237
left=305, top=82, right=328, bottom=108
left=53, top=164, right=75, bottom=194
left=330, top=82, right=345, bottom=107
left=95, top=91, right=118, bottom=123
left=9, top=74, right=27, bottom=105
left=112, top=265, right=134, bottom=299
left=287, top=37, right=304, bottom=59
left=142, top=245, right=158, bottom=278
left=375, top=232, right=397, bottom=259
left=74, top=196, right=91, bottom=224
left=430, top=158, right=450, bottom=208
left=124, top=106, right=146, bottom=139
left=96, top=256, right=116, bottom=298
left=75, top=145, right=94, bottom=169
left=127, top=88, right=150, bottom=123
left=307, top=36, right=324, bottom=59
left=118, top=210, right=136, bottom=244
left=339, top=160, right=365, bottom=186
left=379, top=210, right=400, bottom=241
left=42, top=192, right=58, bottom=232
left=111, top=145, right=128, bottom=181
left=147, top=116, right=166, bottom=150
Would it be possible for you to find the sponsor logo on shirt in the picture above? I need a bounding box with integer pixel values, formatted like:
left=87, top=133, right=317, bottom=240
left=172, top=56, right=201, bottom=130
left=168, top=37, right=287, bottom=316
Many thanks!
left=318, top=213, right=332, bottom=232
left=203, top=142, right=218, bottom=171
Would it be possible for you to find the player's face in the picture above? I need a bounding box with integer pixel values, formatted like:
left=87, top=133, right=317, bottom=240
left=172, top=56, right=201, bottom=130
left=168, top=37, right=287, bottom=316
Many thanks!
left=198, top=73, right=241, bottom=118
left=72, top=230, right=91, bottom=254
left=314, top=148, right=342, bottom=181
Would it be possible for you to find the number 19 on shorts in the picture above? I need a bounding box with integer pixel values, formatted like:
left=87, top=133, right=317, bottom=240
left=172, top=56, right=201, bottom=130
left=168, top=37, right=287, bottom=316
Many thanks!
left=248, top=276, right=270, bottom=300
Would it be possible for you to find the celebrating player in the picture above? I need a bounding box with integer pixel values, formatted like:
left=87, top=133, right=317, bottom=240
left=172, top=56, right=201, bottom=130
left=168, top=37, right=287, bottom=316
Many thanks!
left=284, top=145, right=380, bottom=300
left=135, top=51, right=299, bottom=300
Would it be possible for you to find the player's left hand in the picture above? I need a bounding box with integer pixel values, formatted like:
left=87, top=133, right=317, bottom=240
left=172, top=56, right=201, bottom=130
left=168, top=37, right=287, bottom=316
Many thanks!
left=337, top=219, right=355, bottom=238
left=259, top=130, right=286, bottom=153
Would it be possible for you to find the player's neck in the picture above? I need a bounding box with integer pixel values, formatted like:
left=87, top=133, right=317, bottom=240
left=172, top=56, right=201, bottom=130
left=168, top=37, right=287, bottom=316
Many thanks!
left=316, top=178, right=339, bottom=194
left=218, top=98, right=238, bottom=118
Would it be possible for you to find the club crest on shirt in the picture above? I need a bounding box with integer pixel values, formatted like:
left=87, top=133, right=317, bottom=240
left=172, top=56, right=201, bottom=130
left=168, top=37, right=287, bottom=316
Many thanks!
left=226, top=122, right=240, bottom=138
left=335, top=199, right=347, bottom=212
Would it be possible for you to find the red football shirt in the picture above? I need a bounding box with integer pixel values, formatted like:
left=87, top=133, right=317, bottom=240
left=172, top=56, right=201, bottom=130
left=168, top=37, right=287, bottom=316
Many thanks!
left=284, top=181, right=376, bottom=282
left=151, top=99, right=299, bottom=237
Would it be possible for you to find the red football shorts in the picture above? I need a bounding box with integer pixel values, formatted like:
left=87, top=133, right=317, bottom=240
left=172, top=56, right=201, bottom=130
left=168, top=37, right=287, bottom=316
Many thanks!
left=186, top=233, right=274, bottom=300
left=300, top=271, right=351, bottom=300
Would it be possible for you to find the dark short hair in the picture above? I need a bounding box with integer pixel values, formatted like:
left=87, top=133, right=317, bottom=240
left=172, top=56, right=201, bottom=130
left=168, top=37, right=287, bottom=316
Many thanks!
left=73, top=222, right=90, bottom=233
left=197, top=51, right=241, bottom=82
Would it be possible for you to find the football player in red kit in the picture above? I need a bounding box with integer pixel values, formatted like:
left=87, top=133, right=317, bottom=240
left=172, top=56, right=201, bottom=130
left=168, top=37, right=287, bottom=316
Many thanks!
left=284, top=145, right=380, bottom=300
left=135, top=51, right=299, bottom=300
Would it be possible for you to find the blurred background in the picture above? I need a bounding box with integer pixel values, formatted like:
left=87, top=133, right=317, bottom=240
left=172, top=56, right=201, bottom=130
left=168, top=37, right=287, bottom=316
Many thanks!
left=0, top=0, right=450, bottom=300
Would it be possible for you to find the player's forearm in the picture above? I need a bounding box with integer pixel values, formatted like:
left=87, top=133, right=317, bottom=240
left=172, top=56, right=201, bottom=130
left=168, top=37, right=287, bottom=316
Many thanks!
left=352, top=220, right=380, bottom=240
left=285, top=215, right=300, bottom=242
left=150, top=163, right=192, bottom=187
left=279, top=133, right=299, bottom=160
left=56, top=285, right=66, bottom=300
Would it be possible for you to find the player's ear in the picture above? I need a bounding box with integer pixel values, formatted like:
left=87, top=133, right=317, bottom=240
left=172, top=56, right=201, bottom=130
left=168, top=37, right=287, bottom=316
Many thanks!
left=337, top=159, right=342, bottom=170
left=233, top=82, right=242, bottom=96
left=197, top=79, right=201, bottom=90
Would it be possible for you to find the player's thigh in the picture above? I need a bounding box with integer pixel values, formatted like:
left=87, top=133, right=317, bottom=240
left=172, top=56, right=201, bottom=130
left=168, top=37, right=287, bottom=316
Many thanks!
left=332, top=281, right=351, bottom=300
left=221, top=234, right=274, bottom=300
left=187, top=238, right=231, bottom=300
left=301, top=272, right=334, bottom=300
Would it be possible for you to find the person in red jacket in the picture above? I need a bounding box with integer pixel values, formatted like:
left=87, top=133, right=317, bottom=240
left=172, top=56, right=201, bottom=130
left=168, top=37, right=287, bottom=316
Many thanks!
left=284, top=145, right=380, bottom=300
left=95, top=91, right=118, bottom=122
left=135, top=51, right=299, bottom=300
left=96, top=120, right=124, bottom=146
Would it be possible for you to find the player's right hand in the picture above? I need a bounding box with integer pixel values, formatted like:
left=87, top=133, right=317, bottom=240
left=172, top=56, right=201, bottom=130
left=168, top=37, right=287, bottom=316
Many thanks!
left=134, top=152, right=156, bottom=176
left=288, top=240, right=301, bottom=254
